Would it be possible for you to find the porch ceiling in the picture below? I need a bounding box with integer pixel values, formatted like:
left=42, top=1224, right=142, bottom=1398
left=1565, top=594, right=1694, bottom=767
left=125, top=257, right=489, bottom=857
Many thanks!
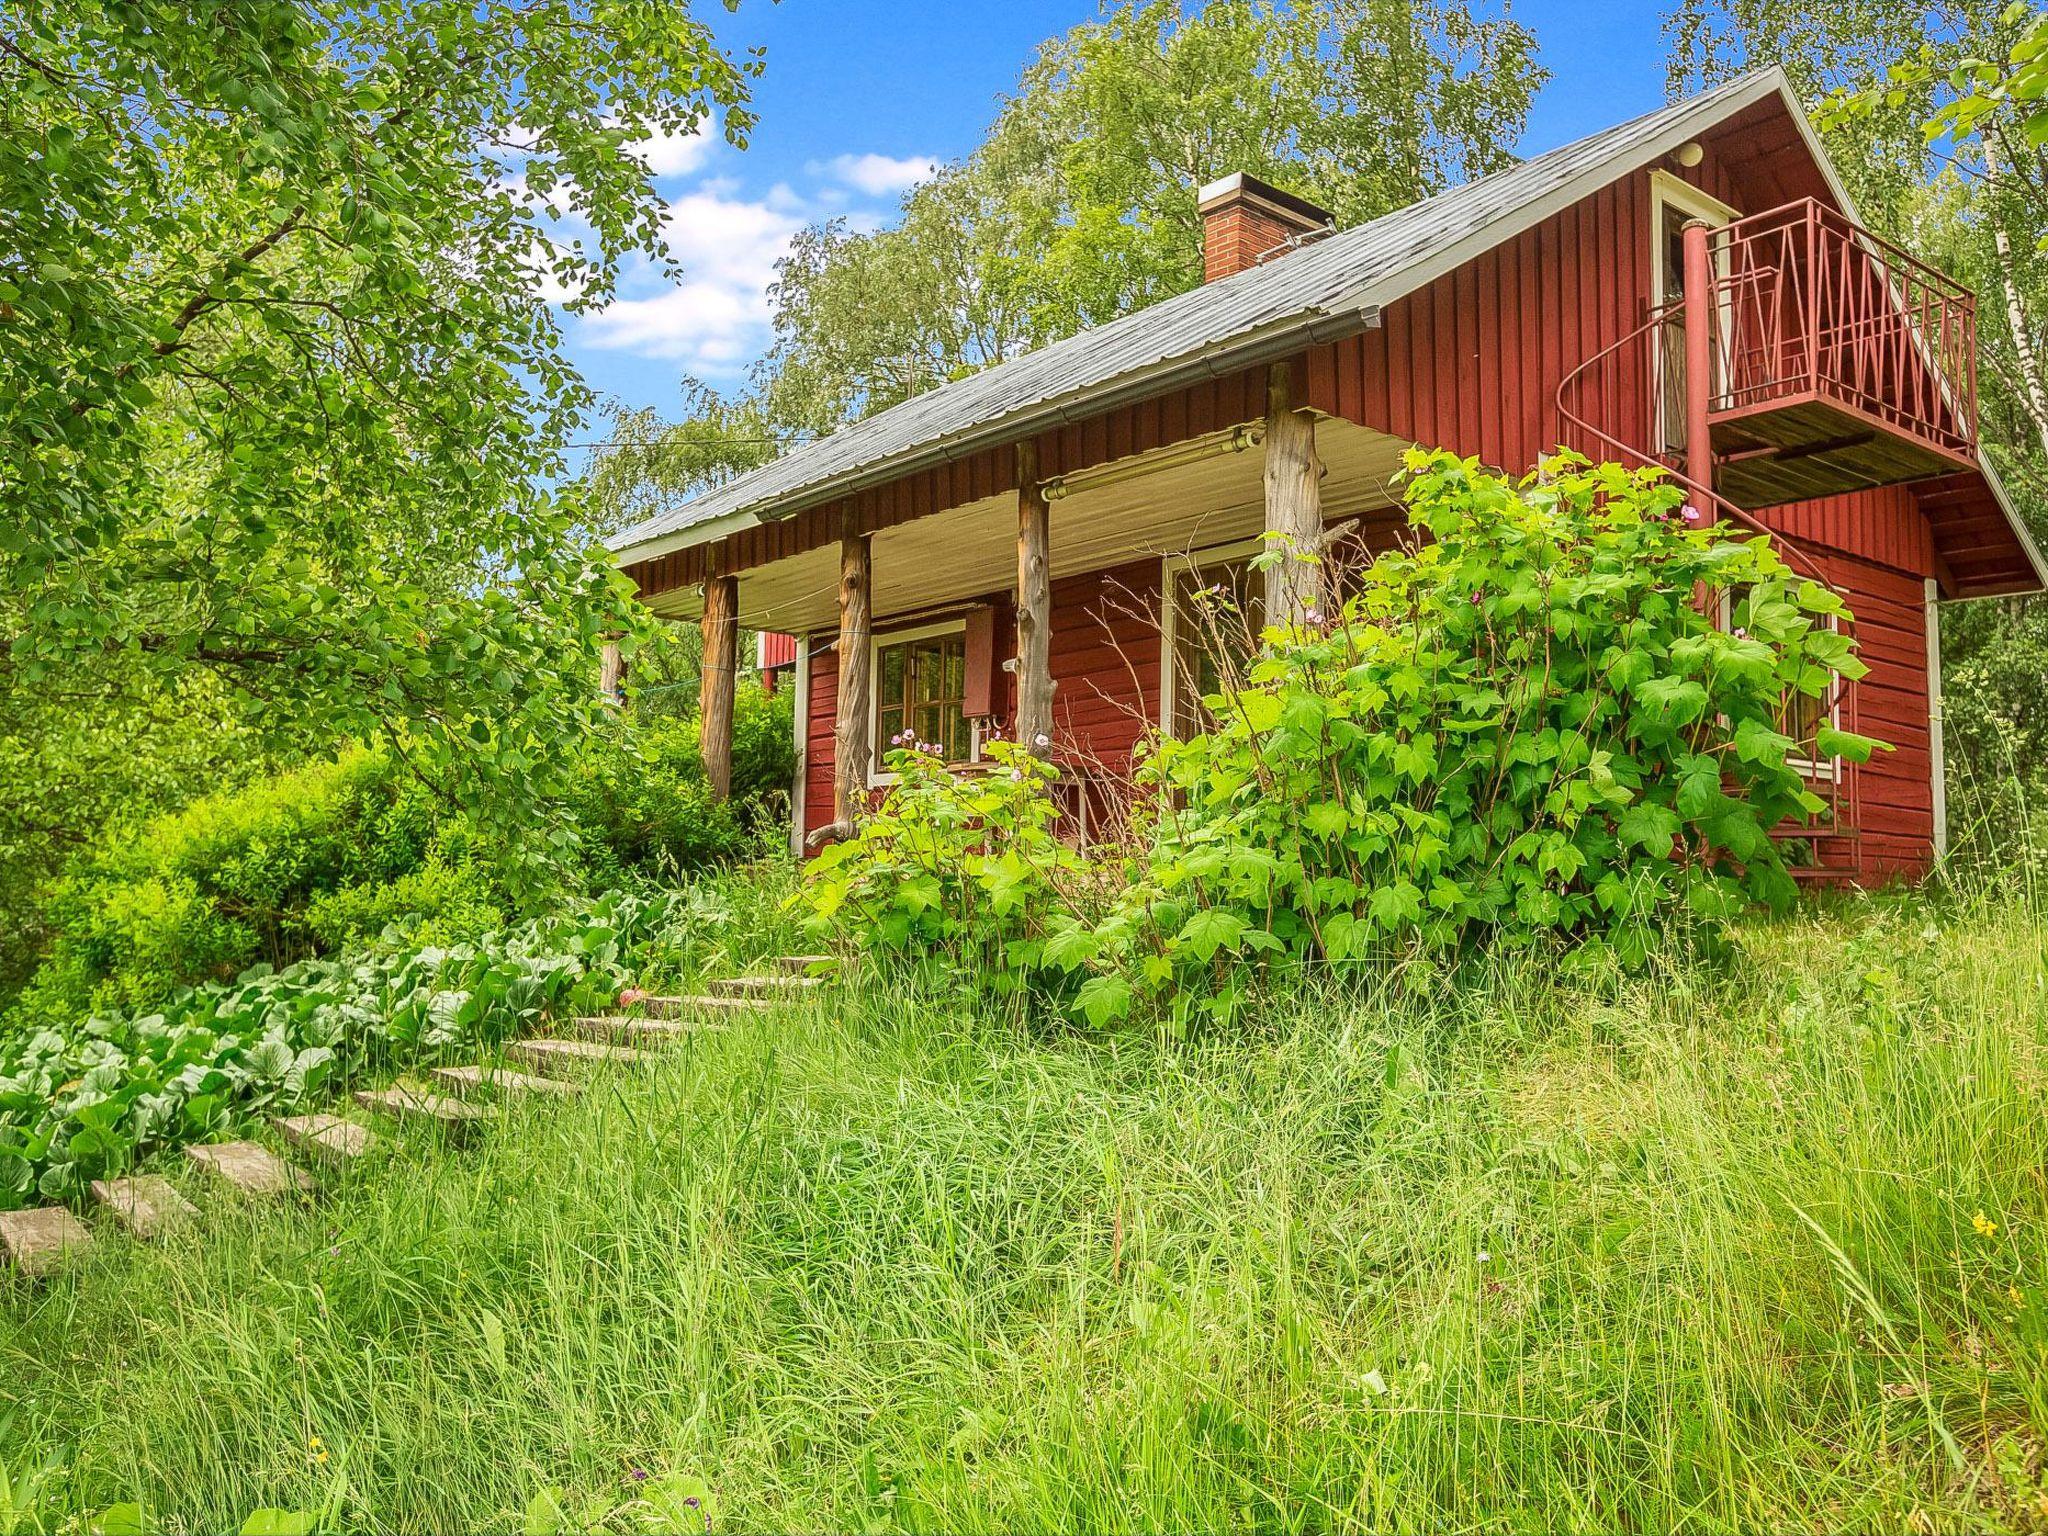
left=645, top=416, right=1415, bottom=633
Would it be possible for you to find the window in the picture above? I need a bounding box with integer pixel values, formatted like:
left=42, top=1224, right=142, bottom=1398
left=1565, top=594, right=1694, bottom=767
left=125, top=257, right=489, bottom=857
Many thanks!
left=874, top=623, right=972, bottom=769
left=1162, top=543, right=1265, bottom=738
left=1724, top=586, right=1840, bottom=780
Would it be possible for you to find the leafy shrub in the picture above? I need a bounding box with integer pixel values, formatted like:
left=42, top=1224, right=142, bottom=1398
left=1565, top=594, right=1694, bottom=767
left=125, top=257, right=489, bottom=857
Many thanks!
left=6, top=688, right=796, bottom=1032
left=801, top=740, right=1101, bottom=987
left=797, top=452, right=1886, bottom=1024
left=0, top=890, right=686, bottom=1205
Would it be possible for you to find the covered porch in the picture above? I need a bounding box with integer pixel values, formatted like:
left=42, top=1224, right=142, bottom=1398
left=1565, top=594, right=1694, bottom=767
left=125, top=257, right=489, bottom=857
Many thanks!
left=640, top=366, right=1415, bottom=848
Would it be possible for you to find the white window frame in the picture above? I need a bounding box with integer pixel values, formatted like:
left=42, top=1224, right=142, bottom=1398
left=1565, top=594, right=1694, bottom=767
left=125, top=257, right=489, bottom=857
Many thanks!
left=868, top=617, right=979, bottom=786
left=1159, top=535, right=1266, bottom=738
left=1649, top=170, right=1739, bottom=451
left=1720, top=588, right=1841, bottom=783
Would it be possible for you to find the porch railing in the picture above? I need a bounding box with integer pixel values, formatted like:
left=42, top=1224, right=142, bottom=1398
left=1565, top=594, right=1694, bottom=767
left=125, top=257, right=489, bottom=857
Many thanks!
left=1709, top=199, right=1977, bottom=453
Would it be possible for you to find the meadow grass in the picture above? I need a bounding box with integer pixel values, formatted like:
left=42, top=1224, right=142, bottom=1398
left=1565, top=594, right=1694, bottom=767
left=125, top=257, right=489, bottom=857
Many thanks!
left=3, top=887, right=2047, bottom=1532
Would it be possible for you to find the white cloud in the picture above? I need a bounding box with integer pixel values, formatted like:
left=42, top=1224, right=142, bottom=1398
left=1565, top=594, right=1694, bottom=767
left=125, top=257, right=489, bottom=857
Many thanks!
left=574, top=186, right=805, bottom=373
left=628, top=116, right=717, bottom=180
left=567, top=145, right=936, bottom=378
left=811, top=151, right=937, bottom=197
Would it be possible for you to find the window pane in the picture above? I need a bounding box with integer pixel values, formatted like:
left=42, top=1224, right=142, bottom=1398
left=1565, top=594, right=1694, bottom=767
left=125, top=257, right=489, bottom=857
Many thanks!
left=881, top=643, right=906, bottom=708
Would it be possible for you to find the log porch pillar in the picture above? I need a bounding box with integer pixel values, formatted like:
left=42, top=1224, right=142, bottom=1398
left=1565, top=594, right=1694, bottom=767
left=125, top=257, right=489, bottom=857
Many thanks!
left=1263, top=359, right=1325, bottom=627
left=1014, top=440, right=1054, bottom=756
left=598, top=637, right=625, bottom=709
left=1681, top=217, right=1718, bottom=523
left=699, top=564, right=739, bottom=801
left=833, top=511, right=873, bottom=826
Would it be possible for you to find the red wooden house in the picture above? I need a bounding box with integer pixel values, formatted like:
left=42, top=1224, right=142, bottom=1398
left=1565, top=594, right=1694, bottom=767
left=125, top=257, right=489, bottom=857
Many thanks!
left=610, top=69, right=2045, bottom=883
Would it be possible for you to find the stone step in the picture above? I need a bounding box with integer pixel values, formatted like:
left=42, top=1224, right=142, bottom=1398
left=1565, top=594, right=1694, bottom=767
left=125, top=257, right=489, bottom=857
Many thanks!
left=709, top=974, right=824, bottom=999
left=272, top=1113, right=375, bottom=1166
left=508, top=1037, right=651, bottom=1078
left=186, top=1140, right=307, bottom=1198
left=89, top=1174, right=197, bottom=1239
left=0, top=1206, right=91, bottom=1277
left=353, top=1086, right=490, bottom=1141
left=776, top=954, right=835, bottom=976
left=638, top=993, right=768, bottom=1020
left=567, top=1015, right=718, bottom=1046
left=431, top=1064, right=582, bottom=1100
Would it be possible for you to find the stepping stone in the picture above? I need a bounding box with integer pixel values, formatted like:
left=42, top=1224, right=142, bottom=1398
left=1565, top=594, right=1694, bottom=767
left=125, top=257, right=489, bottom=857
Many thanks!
left=353, top=1086, right=490, bottom=1141
left=709, top=974, right=823, bottom=999
left=566, top=1015, right=715, bottom=1046
left=776, top=954, right=834, bottom=975
left=508, top=1037, right=651, bottom=1078
left=432, top=1064, right=581, bottom=1100
left=272, top=1113, right=375, bottom=1166
left=638, top=993, right=768, bottom=1020
left=186, top=1140, right=306, bottom=1198
left=89, top=1174, right=197, bottom=1239
left=0, top=1206, right=91, bottom=1277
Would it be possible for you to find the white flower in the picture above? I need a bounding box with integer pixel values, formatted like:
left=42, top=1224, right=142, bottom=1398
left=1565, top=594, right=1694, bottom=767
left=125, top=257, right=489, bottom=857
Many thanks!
left=1476, top=1249, right=1492, bottom=1264
left=1034, top=732, right=1049, bottom=747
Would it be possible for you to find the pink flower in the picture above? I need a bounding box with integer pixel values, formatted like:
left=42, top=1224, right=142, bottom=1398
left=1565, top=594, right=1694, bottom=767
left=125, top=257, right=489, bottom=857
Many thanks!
left=1682, top=505, right=1703, bottom=525
left=618, top=987, right=648, bottom=1007
left=1470, top=591, right=1483, bottom=605
left=1733, top=627, right=1747, bottom=639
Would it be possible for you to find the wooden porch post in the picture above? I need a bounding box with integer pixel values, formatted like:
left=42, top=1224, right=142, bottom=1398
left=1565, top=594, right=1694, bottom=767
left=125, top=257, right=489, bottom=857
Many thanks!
left=699, top=564, right=738, bottom=801
left=598, top=637, right=625, bottom=709
left=1263, top=359, right=1325, bottom=626
left=1681, top=218, right=1717, bottom=522
left=1014, top=440, right=1054, bottom=756
left=833, top=511, right=872, bottom=826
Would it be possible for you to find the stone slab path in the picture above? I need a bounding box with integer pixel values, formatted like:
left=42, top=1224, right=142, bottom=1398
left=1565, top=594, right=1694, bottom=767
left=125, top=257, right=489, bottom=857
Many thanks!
left=89, top=1174, right=196, bottom=1239
left=5, top=953, right=834, bottom=1277
left=185, top=1140, right=305, bottom=1198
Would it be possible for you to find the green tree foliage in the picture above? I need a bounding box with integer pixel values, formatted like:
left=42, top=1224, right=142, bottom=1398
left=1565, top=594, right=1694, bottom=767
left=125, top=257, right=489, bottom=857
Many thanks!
left=598, top=0, right=1545, bottom=479
left=0, top=0, right=758, bottom=870
left=6, top=689, right=793, bottom=1034
left=798, top=454, right=1882, bottom=1023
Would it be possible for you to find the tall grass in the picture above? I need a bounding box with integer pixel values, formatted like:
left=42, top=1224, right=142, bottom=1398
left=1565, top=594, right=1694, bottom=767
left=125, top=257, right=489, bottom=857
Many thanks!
left=3, top=890, right=2046, bottom=1532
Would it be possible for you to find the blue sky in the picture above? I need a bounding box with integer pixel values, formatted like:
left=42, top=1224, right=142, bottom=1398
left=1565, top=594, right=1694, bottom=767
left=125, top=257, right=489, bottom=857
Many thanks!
left=560, top=0, right=1675, bottom=443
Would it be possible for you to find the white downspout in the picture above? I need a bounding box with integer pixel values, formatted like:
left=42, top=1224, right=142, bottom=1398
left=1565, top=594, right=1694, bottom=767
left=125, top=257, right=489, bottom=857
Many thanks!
left=1925, top=578, right=1947, bottom=862
left=790, top=634, right=810, bottom=859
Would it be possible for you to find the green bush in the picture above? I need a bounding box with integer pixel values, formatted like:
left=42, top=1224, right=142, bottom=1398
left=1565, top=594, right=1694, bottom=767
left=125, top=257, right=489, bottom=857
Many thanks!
left=801, top=739, right=1101, bottom=989
left=798, top=452, right=1887, bottom=1025
left=5, top=686, right=796, bottom=1033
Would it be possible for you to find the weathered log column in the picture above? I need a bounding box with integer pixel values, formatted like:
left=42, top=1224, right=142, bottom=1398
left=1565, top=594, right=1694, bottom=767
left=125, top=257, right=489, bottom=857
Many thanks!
left=1263, top=359, right=1324, bottom=628
left=598, top=637, right=625, bottom=709
left=699, top=566, right=739, bottom=800
left=833, top=511, right=872, bottom=826
left=1681, top=217, right=1717, bottom=523
left=1014, top=440, right=1054, bottom=756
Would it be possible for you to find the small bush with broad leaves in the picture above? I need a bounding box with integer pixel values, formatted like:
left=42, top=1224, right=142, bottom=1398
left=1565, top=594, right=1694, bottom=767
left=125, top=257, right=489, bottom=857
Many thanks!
left=794, top=740, right=1105, bottom=991
left=802, top=451, right=1886, bottom=1026
left=0, top=891, right=687, bottom=1206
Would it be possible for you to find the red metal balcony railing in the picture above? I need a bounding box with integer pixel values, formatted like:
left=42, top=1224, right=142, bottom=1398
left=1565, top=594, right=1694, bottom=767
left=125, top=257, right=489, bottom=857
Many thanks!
left=1708, top=199, right=1977, bottom=459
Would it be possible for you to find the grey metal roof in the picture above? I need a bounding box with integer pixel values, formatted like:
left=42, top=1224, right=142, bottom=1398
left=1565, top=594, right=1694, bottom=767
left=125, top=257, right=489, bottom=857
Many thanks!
left=610, top=68, right=1792, bottom=565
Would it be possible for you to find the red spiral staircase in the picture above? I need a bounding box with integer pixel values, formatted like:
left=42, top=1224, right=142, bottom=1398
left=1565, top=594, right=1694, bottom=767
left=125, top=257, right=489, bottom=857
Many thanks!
left=1556, top=198, right=1980, bottom=879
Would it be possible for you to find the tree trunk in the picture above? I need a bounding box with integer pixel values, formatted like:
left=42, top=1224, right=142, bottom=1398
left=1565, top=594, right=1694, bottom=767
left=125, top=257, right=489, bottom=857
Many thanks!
left=699, top=572, right=738, bottom=801
left=1262, top=360, right=1324, bottom=626
left=1987, top=145, right=2048, bottom=461
left=834, top=513, right=872, bottom=826
left=1014, top=440, right=1054, bottom=755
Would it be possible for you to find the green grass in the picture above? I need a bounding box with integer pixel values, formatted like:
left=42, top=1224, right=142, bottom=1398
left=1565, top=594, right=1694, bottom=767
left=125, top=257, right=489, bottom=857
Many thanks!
left=4, top=891, right=2048, bottom=1532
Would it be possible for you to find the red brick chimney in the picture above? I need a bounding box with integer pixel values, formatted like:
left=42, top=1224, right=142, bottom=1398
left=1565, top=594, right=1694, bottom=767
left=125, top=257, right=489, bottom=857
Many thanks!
left=1198, top=172, right=1334, bottom=283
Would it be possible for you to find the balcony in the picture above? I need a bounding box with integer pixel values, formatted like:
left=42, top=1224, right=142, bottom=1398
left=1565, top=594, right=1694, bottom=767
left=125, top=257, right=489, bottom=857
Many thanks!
left=1700, top=200, right=1979, bottom=509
